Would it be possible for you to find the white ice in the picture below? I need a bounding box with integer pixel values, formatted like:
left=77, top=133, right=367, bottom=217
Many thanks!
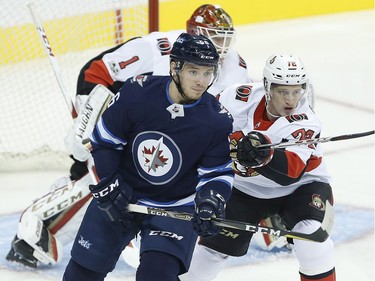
left=0, top=10, right=374, bottom=281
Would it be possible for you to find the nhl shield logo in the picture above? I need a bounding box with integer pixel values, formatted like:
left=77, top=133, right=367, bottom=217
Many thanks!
left=132, top=131, right=182, bottom=185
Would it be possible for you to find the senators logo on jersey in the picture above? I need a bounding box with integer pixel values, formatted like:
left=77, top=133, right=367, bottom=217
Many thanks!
left=133, top=131, right=182, bottom=185
left=235, top=85, right=252, bottom=102
left=157, top=37, right=172, bottom=56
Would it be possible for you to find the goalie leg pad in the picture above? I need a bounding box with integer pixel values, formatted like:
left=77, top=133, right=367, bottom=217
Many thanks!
left=17, top=214, right=63, bottom=265
left=15, top=173, right=93, bottom=265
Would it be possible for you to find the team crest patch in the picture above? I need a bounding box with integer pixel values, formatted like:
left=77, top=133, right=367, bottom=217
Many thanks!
left=309, top=194, right=325, bottom=211
left=131, top=75, right=148, bottom=87
left=157, top=37, right=172, bottom=56
left=285, top=113, right=308, bottom=123
left=235, top=85, right=252, bottom=102
left=132, top=131, right=182, bottom=185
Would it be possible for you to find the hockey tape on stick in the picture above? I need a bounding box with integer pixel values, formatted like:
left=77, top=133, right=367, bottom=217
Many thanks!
left=128, top=201, right=334, bottom=242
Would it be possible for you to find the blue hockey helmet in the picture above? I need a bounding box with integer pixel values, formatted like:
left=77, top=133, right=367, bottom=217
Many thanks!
left=170, top=32, right=219, bottom=69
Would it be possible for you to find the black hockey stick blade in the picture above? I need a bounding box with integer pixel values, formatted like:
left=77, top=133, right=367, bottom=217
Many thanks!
left=127, top=201, right=334, bottom=243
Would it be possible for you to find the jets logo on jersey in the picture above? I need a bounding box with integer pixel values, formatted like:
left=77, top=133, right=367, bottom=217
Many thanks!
left=235, top=85, right=252, bottom=102
left=133, top=131, right=182, bottom=185
left=131, top=75, right=148, bottom=87
left=157, top=37, right=172, bottom=56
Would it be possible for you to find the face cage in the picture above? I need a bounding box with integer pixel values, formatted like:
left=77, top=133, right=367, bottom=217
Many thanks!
left=196, top=26, right=236, bottom=59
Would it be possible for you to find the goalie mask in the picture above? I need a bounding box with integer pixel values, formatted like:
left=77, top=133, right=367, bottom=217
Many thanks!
left=263, top=54, right=309, bottom=102
left=186, top=4, right=236, bottom=59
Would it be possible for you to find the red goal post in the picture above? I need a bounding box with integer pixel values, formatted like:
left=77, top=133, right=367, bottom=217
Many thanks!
left=0, top=0, right=158, bottom=171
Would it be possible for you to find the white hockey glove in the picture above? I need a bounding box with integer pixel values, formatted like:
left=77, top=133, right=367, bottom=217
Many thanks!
left=65, top=84, right=114, bottom=161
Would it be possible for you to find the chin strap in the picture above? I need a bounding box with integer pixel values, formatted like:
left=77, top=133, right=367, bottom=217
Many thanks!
left=170, top=72, right=200, bottom=104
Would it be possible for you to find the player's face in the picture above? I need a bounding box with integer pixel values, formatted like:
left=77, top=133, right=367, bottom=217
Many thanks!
left=267, top=85, right=305, bottom=117
left=178, top=63, right=216, bottom=100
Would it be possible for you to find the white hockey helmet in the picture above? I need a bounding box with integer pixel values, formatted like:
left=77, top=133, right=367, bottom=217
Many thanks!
left=263, top=54, right=308, bottom=100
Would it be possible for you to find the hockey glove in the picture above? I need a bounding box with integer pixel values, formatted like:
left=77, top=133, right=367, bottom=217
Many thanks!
left=193, top=189, right=225, bottom=237
left=236, top=131, right=274, bottom=168
left=89, top=172, right=137, bottom=231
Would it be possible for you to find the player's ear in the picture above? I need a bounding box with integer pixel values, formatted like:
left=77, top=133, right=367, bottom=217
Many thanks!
left=170, top=61, right=177, bottom=76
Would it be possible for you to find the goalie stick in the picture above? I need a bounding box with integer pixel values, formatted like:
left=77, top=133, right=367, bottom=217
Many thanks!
left=27, top=1, right=99, bottom=183
left=27, top=2, right=77, bottom=118
left=128, top=200, right=334, bottom=243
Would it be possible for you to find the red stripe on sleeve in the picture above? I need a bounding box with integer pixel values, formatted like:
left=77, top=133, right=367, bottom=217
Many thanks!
left=84, top=60, right=114, bottom=88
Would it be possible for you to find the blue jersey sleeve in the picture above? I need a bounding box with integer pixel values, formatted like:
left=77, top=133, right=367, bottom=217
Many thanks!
left=195, top=99, right=234, bottom=202
left=90, top=82, right=132, bottom=179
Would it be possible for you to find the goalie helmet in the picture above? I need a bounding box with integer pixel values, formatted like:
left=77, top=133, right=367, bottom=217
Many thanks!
left=170, top=32, right=219, bottom=70
left=186, top=4, right=236, bottom=59
left=263, top=54, right=309, bottom=99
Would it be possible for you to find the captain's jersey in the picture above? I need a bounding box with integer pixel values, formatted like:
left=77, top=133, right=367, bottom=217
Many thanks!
left=77, top=30, right=250, bottom=97
left=218, top=82, right=332, bottom=199
left=90, top=75, right=234, bottom=207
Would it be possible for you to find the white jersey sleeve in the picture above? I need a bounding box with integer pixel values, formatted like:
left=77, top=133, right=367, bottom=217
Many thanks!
left=209, top=48, right=251, bottom=96
left=102, top=30, right=184, bottom=82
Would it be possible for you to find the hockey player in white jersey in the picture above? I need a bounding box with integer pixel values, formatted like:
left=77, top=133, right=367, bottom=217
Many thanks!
left=180, top=54, right=336, bottom=281
left=6, top=4, right=250, bottom=269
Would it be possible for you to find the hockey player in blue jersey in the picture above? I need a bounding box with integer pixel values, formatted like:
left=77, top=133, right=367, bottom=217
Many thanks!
left=62, top=32, right=234, bottom=281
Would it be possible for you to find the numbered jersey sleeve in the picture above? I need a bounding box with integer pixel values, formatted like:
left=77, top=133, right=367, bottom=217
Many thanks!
left=76, top=30, right=182, bottom=96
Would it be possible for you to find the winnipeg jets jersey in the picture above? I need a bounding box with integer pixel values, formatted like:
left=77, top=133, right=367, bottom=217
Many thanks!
left=90, top=75, right=234, bottom=207
left=79, top=30, right=250, bottom=97
left=218, top=82, right=332, bottom=199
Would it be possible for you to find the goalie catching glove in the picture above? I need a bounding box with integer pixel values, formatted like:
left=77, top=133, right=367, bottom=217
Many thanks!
left=192, top=189, right=225, bottom=237
left=236, top=131, right=274, bottom=168
left=89, top=172, right=137, bottom=231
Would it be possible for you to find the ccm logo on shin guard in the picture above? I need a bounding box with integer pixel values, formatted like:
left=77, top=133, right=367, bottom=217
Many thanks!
left=149, top=230, right=183, bottom=240
left=92, top=179, right=119, bottom=199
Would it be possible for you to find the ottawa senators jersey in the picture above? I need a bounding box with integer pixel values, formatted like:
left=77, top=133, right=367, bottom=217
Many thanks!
left=217, top=82, right=332, bottom=199
left=78, top=30, right=250, bottom=97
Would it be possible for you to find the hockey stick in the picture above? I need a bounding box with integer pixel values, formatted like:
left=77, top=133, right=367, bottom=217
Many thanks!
left=231, top=130, right=374, bottom=152
left=27, top=2, right=77, bottom=118
left=258, top=130, right=374, bottom=149
left=27, top=2, right=99, bottom=182
left=128, top=200, right=334, bottom=242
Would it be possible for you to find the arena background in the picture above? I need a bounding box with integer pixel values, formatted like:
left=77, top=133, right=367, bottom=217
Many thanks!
left=158, top=0, right=373, bottom=30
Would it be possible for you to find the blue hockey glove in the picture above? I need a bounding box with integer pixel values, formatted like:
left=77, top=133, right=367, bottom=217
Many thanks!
left=193, top=189, right=225, bottom=237
left=89, top=172, right=137, bottom=230
left=236, top=131, right=274, bottom=168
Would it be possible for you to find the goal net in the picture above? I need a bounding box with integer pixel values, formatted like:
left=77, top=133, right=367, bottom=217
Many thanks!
left=0, top=0, right=158, bottom=171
